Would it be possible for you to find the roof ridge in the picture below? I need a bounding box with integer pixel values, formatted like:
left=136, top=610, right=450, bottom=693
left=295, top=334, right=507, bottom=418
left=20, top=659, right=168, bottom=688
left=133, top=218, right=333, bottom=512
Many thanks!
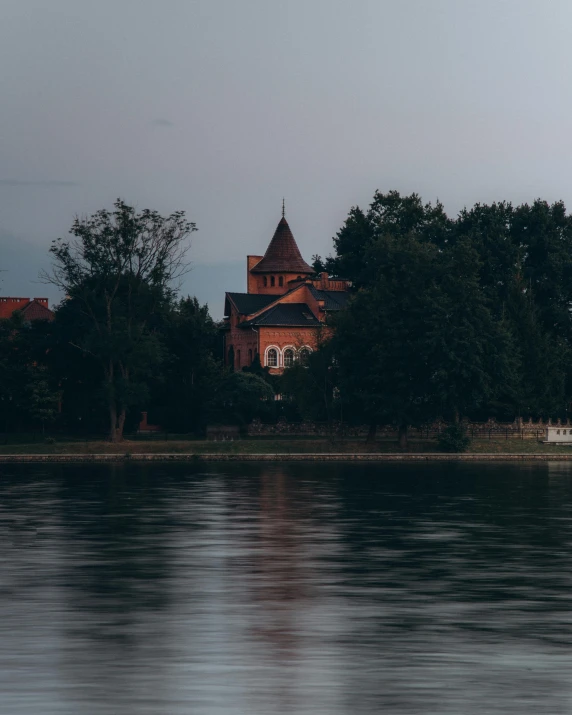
left=241, top=302, right=321, bottom=327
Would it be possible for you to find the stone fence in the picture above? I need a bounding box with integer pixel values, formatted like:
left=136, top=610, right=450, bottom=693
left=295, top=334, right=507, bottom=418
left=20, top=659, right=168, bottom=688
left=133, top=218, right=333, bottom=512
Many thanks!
left=247, top=418, right=560, bottom=439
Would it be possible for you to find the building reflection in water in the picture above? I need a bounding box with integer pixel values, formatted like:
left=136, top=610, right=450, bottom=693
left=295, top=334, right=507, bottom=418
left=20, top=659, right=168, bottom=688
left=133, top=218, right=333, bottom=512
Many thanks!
left=3, top=462, right=572, bottom=714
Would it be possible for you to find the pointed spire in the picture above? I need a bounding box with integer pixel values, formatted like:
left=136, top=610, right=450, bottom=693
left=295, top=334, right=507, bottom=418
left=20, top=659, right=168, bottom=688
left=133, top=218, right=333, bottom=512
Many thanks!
left=282, top=198, right=285, bottom=218
left=249, top=211, right=313, bottom=274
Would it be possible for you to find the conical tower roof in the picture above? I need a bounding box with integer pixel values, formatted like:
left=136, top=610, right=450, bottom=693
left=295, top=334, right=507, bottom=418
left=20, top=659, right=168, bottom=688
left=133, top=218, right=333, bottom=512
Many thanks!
left=250, top=217, right=313, bottom=274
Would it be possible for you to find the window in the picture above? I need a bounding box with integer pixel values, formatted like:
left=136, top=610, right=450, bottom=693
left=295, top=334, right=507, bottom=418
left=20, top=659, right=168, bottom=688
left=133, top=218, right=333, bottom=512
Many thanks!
left=236, top=349, right=241, bottom=367
left=283, top=348, right=294, bottom=367
left=279, top=276, right=284, bottom=287
left=299, top=347, right=310, bottom=365
left=248, top=348, right=253, bottom=364
left=271, top=276, right=275, bottom=287
left=263, top=276, right=267, bottom=287
left=267, top=348, right=278, bottom=367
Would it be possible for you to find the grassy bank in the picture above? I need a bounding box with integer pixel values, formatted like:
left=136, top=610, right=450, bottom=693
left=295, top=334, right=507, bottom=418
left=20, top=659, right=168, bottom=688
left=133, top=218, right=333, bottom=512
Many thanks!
left=0, top=436, right=570, bottom=455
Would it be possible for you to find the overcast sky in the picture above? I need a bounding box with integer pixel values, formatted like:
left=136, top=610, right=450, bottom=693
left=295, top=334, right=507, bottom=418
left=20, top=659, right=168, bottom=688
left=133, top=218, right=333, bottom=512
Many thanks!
left=2, top=0, right=572, bottom=316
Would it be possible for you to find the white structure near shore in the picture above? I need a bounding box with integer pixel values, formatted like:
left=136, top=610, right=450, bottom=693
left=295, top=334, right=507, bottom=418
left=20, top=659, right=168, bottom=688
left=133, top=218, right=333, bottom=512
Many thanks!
left=545, top=426, right=572, bottom=443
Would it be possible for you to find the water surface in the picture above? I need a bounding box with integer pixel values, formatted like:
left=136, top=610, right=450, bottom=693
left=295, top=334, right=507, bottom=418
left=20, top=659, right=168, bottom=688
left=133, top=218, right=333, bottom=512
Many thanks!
left=1, top=461, right=572, bottom=714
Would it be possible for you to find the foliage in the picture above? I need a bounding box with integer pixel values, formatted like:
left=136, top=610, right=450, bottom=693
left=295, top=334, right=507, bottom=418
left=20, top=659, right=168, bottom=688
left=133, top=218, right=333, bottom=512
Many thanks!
left=208, top=371, right=275, bottom=426
left=325, top=191, right=452, bottom=286
left=332, top=234, right=441, bottom=444
left=279, top=338, right=338, bottom=422
left=437, top=424, right=470, bottom=453
left=330, top=190, right=572, bottom=441
left=0, top=314, right=60, bottom=432
left=5, top=189, right=572, bottom=443
left=149, top=296, right=222, bottom=433
left=44, top=199, right=196, bottom=441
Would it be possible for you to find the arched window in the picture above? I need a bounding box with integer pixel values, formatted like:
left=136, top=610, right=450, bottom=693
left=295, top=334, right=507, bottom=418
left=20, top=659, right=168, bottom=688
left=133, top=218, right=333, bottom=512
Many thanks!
left=266, top=348, right=278, bottom=367
left=263, top=276, right=267, bottom=287
left=271, top=276, right=275, bottom=287
left=299, top=347, right=311, bottom=365
left=283, top=348, right=294, bottom=367
left=279, top=276, right=284, bottom=287
left=248, top=348, right=253, bottom=364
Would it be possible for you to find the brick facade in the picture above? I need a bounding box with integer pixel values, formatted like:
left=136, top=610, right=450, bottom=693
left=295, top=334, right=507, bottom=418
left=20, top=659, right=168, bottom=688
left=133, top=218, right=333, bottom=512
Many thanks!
left=224, top=214, right=350, bottom=374
left=0, top=297, right=54, bottom=321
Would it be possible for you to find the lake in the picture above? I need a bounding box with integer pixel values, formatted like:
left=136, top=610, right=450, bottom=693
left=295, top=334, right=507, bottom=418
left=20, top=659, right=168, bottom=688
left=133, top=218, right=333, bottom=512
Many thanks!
left=1, top=461, right=572, bottom=714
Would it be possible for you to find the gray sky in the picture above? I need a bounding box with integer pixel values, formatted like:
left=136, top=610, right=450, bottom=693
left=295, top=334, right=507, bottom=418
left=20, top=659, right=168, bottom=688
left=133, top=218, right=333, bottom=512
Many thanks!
left=2, top=0, right=572, bottom=316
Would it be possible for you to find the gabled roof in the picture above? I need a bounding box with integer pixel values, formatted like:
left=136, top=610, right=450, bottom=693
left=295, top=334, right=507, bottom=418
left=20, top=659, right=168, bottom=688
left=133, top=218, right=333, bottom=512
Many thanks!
left=20, top=300, right=54, bottom=321
left=249, top=217, right=313, bottom=274
left=307, top=285, right=351, bottom=310
left=241, top=303, right=320, bottom=327
left=0, top=297, right=54, bottom=321
left=231, top=281, right=312, bottom=324
left=225, top=292, right=275, bottom=316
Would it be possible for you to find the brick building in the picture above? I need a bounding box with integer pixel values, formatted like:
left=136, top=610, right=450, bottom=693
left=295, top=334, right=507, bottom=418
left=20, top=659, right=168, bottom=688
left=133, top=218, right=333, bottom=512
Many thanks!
left=223, top=211, right=350, bottom=373
left=0, top=297, right=54, bottom=321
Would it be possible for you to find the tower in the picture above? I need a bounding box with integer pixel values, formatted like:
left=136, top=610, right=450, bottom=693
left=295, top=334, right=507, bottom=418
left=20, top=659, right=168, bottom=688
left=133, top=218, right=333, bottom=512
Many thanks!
left=246, top=214, right=313, bottom=295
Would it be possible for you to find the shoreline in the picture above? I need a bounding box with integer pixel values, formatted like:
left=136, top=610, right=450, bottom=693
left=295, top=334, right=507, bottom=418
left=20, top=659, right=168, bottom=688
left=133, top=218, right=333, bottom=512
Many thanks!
left=2, top=452, right=572, bottom=463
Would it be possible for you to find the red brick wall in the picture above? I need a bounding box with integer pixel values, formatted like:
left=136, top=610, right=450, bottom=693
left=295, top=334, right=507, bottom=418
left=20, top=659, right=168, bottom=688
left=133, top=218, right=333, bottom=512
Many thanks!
left=0, top=297, right=51, bottom=319
left=258, top=325, right=325, bottom=373
left=247, top=256, right=263, bottom=293
left=248, top=271, right=310, bottom=296
left=225, top=305, right=259, bottom=368
left=0, top=297, right=30, bottom=319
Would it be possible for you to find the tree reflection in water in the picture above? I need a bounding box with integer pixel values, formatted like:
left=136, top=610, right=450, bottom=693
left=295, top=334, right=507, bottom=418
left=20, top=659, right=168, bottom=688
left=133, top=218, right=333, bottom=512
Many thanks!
left=1, top=462, right=572, bottom=713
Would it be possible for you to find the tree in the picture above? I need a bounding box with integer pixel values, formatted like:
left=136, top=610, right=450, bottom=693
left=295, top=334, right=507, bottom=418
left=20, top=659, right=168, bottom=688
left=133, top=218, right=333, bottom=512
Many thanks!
left=23, top=370, right=60, bottom=432
left=454, top=199, right=572, bottom=417
left=209, top=371, right=275, bottom=426
left=45, top=199, right=196, bottom=441
left=501, top=276, right=568, bottom=418
left=279, top=333, right=338, bottom=422
left=328, top=206, right=373, bottom=284
left=327, top=191, right=452, bottom=286
left=311, top=254, right=327, bottom=274
left=333, top=232, right=513, bottom=446
left=149, top=296, right=223, bottom=433
left=425, top=238, right=516, bottom=422
left=0, top=313, right=60, bottom=433
left=333, top=234, right=439, bottom=446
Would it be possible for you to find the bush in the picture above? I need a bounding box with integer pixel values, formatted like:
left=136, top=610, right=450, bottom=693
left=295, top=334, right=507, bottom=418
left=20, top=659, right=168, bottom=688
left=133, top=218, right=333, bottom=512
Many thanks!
left=437, top=424, right=470, bottom=452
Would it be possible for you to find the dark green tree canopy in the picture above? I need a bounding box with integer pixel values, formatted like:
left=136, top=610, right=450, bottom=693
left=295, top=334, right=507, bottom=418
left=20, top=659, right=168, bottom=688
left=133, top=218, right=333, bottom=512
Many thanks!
left=331, top=190, right=572, bottom=441
left=45, top=199, right=196, bottom=442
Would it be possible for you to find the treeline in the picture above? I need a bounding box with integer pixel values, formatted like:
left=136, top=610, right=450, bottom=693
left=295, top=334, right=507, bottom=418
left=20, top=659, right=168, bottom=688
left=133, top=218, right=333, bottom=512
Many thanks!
left=0, top=200, right=276, bottom=441
left=2, top=192, right=572, bottom=443
left=315, top=191, right=572, bottom=444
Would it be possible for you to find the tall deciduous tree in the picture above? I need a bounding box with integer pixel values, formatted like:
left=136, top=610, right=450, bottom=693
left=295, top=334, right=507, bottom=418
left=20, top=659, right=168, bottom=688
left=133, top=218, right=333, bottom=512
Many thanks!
left=149, top=296, right=223, bottom=433
left=333, top=234, right=440, bottom=446
left=325, top=191, right=452, bottom=286
left=333, top=233, right=514, bottom=446
left=45, top=199, right=196, bottom=441
left=279, top=335, right=338, bottom=422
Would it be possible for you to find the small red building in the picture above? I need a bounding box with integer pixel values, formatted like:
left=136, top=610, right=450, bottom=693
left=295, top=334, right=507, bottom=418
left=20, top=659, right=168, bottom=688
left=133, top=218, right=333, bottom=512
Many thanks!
left=0, top=297, right=54, bottom=321
left=223, top=212, right=350, bottom=373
